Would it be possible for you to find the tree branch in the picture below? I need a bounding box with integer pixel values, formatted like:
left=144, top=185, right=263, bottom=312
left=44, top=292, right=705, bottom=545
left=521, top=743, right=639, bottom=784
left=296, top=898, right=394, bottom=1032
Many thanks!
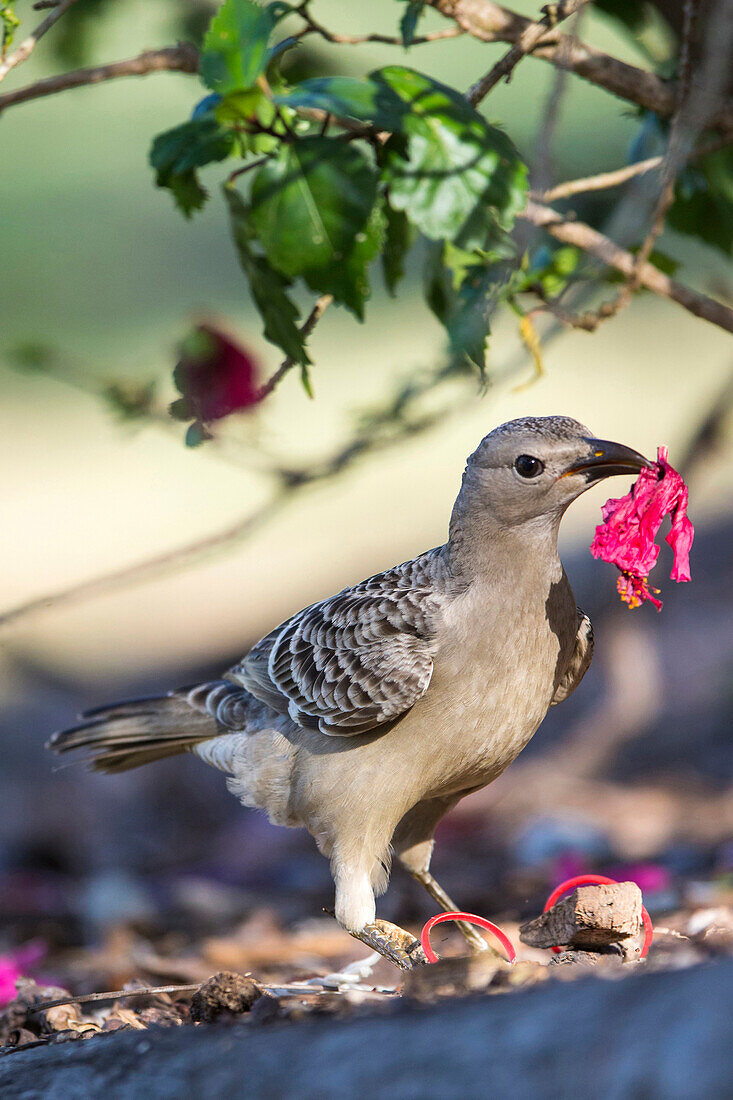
left=522, top=199, right=733, bottom=334
left=0, top=0, right=81, bottom=82
left=0, top=44, right=200, bottom=112
left=429, top=0, right=733, bottom=132
left=467, top=0, right=590, bottom=105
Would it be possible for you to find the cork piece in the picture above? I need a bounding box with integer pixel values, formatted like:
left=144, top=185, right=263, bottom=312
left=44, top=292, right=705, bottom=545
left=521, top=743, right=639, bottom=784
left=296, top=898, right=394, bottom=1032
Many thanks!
left=519, top=882, right=642, bottom=949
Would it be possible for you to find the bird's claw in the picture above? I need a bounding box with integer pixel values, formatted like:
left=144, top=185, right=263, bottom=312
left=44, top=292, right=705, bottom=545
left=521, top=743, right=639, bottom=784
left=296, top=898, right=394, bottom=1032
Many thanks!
left=349, top=918, right=428, bottom=971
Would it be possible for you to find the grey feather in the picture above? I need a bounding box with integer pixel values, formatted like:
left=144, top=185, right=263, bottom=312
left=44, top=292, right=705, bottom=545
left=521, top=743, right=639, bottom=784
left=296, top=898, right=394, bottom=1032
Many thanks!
left=228, top=548, right=448, bottom=736
left=48, top=681, right=252, bottom=773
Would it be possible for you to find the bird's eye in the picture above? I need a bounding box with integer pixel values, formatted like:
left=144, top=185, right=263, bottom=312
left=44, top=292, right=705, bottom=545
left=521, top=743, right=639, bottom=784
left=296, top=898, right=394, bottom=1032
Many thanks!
left=514, top=454, right=544, bottom=478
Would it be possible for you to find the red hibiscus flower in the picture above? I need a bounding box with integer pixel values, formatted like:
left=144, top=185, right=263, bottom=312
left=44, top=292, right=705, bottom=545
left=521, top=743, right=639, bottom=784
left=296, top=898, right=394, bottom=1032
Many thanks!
left=170, top=324, right=261, bottom=444
left=590, top=446, right=694, bottom=610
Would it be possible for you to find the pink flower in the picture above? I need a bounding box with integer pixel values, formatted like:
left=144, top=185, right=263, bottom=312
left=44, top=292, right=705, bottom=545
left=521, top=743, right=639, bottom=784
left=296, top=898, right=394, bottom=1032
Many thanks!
left=590, top=446, right=694, bottom=610
left=170, top=324, right=261, bottom=444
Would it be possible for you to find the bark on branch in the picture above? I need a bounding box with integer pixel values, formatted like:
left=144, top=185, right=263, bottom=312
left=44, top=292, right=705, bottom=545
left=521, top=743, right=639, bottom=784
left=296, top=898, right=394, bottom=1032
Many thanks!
left=467, top=0, right=591, bottom=105
left=430, top=0, right=733, bottom=132
left=522, top=199, right=733, bottom=334
left=0, top=45, right=200, bottom=113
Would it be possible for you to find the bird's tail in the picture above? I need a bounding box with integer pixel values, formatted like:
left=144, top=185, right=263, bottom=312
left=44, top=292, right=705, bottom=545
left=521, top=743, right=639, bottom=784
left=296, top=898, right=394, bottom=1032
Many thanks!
left=47, top=683, right=244, bottom=773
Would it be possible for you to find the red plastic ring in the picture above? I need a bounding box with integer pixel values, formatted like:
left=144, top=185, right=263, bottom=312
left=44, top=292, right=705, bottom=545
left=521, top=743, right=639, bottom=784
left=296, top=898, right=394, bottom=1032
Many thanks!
left=421, top=911, right=516, bottom=964
left=543, top=874, right=653, bottom=958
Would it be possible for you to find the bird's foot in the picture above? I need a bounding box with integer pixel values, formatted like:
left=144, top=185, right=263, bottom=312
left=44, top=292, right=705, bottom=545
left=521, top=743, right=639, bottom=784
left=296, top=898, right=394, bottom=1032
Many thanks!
left=313, top=950, right=383, bottom=990
left=349, top=919, right=428, bottom=971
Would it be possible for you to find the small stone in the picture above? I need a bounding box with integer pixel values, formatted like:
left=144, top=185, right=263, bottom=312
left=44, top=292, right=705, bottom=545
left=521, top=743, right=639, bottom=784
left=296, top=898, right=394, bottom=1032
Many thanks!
left=549, top=945, right=626, bottom=978
left=189, top=971, right=264, bottom=1023
left=51, top=1029, right=84, bottom=1044
left=6, top=1027, right=41, bottom=1049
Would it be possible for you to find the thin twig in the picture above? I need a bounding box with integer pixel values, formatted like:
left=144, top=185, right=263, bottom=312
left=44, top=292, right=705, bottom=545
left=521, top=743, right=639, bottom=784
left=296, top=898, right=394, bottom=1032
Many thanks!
left=521, top=199, right=733, bottom=334
left=27, top=986, right=201, bottom=1012
left=0, top=0, right=81, bottom=82
left=0, top=492, right=289, bottom=628
left=295, top=1, right=464, bottom=45
left=428, top=0, right=733, bottom=133
left=255, top=294, right=333, bottom=402
left=539, top=135, right=732, bottom=203
left=226, top=155, right=269, bottom=185
left=530, top=3, right=585, bottom=197
left=551, top=0, right=701, bottom=332
left=0, top=360, right=464, bottom=628
left=0, top=44, right=200, bottom=112
left=538, top=156, right=666, bottom=202
left=468, top=0, right=590, bottom=105
left=625, top=0, right=698, bottom=295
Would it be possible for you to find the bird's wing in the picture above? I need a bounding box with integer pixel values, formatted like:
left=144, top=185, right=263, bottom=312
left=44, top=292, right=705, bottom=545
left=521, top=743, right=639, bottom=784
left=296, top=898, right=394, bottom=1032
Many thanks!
left=232, top=617, right=298, bottom=713
left=551, top=608, right=594, bottom=705
left=227, top=549, right=447, bottom=736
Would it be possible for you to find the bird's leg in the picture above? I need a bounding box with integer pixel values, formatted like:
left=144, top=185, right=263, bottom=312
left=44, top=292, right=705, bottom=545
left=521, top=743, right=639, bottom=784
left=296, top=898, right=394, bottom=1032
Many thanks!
left=393, top=796, right=494, bottom=956
left=409, top=869, right=490, bottom=954
left=331, top=861, right=427, bottom=973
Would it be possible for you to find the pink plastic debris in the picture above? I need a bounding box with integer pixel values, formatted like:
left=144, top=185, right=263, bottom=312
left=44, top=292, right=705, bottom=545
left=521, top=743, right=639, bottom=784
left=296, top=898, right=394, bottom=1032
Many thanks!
left=420, top=912, right=516, bottom=964
left=0, top=942, right=45, bottom=1007
left=590, top=446, right=694, bottom=610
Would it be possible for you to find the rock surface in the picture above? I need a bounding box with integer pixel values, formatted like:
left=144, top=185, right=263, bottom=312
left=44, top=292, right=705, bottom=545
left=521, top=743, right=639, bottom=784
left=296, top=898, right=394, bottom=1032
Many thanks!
left=2, top=960, right=731, bottom=1099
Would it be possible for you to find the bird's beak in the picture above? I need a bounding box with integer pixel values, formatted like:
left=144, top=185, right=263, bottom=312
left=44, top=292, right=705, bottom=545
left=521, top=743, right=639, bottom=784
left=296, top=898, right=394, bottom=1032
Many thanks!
left=563, top=438, right=656, bottom=482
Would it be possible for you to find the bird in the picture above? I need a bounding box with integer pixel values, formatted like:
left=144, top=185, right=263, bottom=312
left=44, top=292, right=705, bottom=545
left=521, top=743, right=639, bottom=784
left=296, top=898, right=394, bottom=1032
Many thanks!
left=49, top=415, right=653, bottom=968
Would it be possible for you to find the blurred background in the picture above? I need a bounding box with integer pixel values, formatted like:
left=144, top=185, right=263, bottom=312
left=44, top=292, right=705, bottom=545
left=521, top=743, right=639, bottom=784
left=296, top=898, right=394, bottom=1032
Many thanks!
left=0, top=0, right=731, bottom=986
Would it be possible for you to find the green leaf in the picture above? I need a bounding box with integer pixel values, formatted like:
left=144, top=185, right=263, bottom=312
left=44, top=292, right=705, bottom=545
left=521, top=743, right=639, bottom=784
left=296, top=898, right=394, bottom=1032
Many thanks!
left=399, top=0, right=426, bottom=47
left=225, top=187, right=310, bottom=365
left=382, top=203, right=413, bottom=295
left=667, top=147, right=733, bottom=257
left=593, top=0, right=653, bottom=35
left=249, top=137, right=379, bottom=280
left=425, top=244, right=515, bottom=371
left=378, top=66, right=528, bottom=251
left=201, top=0, right=289, bottom=94
left=1, top=3, right=20, bottom=52
left=150, top=118, right=234, bottom=216
left=273, top=76, right=407, bottom=131
left=306, top=200, right=387, bottom=319
left=216, top=87, right=279, bottom=153
left=522, top=244, right=582, bottom=297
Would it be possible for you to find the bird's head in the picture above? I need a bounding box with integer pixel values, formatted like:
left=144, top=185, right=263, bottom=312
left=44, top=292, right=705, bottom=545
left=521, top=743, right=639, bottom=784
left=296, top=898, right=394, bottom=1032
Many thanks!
left=462, top=415, right=654, bottom=529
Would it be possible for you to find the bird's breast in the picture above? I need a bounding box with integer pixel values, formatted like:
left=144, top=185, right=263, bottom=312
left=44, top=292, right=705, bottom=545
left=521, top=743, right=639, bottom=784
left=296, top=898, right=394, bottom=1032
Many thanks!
left=418, top=572, right=577, bottom=794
